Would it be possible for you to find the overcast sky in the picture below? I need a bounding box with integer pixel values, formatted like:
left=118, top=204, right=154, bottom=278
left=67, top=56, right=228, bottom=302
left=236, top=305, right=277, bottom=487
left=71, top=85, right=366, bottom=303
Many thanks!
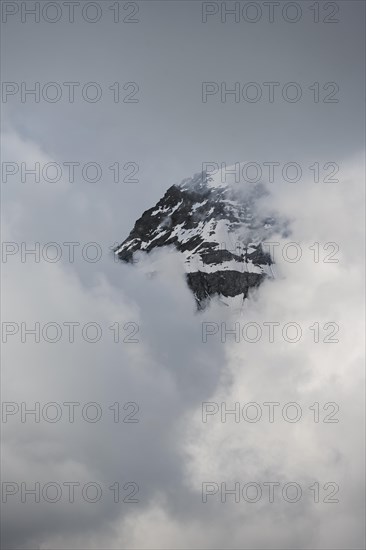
left=1, top=1, right=365, bottom=549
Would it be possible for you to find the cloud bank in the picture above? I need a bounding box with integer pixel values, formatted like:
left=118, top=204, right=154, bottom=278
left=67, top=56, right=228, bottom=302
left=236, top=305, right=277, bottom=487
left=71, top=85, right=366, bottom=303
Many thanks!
left=2, top=126, right=364, bottom=548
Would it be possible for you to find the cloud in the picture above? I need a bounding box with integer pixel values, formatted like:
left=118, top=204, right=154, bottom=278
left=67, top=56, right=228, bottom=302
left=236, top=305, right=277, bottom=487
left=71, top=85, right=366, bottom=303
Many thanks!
left=2, top=130, right=229, bottom=549
left=2, top=121, right=364, bottom=550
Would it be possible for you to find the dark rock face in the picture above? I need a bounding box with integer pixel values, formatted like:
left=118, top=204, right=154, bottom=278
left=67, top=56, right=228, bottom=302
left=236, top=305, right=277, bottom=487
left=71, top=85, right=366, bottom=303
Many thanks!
left=186, top=270, right=265, bottom=310
left=115, top=170, right=281, bottom=309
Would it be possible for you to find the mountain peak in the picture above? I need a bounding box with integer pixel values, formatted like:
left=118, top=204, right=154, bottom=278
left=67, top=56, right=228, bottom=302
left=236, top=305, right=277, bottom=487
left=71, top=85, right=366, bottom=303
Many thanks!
left=115, top=169, right=278, bottom=310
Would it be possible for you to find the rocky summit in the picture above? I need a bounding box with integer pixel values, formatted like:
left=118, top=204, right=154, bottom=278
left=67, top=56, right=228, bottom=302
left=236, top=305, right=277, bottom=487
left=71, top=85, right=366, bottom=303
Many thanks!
left=115, top=170, right=282, bottom=310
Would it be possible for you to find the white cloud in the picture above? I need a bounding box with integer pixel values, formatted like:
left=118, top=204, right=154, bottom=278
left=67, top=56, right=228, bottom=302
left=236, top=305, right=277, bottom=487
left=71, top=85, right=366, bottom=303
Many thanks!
left=1, top=124, right=364, bottom=550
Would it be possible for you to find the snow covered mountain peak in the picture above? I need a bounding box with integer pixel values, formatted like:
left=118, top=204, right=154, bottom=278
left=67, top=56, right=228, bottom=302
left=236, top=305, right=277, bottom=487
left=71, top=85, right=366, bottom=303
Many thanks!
left=115, top=169, right=280, bottom=310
